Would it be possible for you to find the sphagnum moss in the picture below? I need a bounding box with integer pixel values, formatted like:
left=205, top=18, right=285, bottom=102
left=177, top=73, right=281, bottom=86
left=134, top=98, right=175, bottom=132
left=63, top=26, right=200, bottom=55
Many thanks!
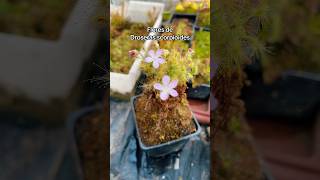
left=110, top=9, right=157, bottom=73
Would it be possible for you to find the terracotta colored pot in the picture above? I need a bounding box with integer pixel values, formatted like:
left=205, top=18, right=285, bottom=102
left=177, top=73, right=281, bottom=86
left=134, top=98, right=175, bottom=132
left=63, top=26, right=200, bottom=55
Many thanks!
left=188, top=99, right=210, bottom=124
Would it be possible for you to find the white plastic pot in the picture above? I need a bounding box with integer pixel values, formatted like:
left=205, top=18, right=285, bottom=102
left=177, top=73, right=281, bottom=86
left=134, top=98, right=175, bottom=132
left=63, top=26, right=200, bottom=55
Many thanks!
left=0, top=0, right=100, bottom=103
left=110, top=1, right=164, bottom=98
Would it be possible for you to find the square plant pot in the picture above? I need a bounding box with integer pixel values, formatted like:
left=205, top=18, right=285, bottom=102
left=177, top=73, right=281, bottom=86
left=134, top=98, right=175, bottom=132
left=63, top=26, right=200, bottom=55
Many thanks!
left=131, top=95, right=201, bottom=157
left=169, top=12, right=198, bottom=47
left=110, top=1, right=164, bottom=99
left=67, top=104, right=104, bottom=179
left=187, top=84, right=210, bottom=100
left=243, top=70, right=320, bottom=121
left=0, top=0, right=100, bottom=103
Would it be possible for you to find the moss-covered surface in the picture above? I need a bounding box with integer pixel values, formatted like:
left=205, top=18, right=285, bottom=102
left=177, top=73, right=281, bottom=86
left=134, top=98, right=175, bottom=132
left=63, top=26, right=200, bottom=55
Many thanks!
left=159, top=18, right=193, bottom=51
left=135, top=86, right=196, bottom=146
left=212, top=68, right=246, bottom=136
left=162, top=11, right=171, bottom=22
left=110, top=27, right=145, bottom=73
left=198, top=9, right=210, bottom=27
left=193, top=31, right=210, bottom=85
left=110, top=11, right=154, bottom=74
left=175, top=1, right=199, bottom=14
left=214, top=119, right=265, bottom=180
left=171, top=18, right=194, bottom=36
left=110, top=12, right=147, bottom=73
left=134, top=31, right=198, bottom=146
left=0, top=0, right=76, bottom=40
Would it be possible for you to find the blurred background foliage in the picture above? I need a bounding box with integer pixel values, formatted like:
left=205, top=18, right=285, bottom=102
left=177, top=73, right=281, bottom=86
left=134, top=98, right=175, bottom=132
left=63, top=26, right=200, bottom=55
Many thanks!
left=212, top=0, right=320, bottom=132
left=261, top=0, right=320, bottom=82
left=212, top=0, right=269, bottom=132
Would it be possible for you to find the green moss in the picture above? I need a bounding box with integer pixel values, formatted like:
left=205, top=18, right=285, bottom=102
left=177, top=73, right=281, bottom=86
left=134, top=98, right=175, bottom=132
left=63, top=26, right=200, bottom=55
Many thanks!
left=192, top=31, right=210, bottom=85
left=228, top=117, right=241, bottom=134
left=159, top=19, right=192, bottom=51
left=194, top=31, right=210, bottom=59
left=110, top=11, right=151, bottom=73
left=110, top=29, right=144, bottom=73
left=198, top=10, right=210, bottom=27
left=162, top=11, right=171, bottom=22
left=175, top=1, right=198, bottom=14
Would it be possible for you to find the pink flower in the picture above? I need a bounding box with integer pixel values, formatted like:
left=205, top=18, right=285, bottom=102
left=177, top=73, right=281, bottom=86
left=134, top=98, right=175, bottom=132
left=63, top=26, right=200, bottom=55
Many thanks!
left=188, top=48, right=194, bottom=54
left=145, top=49, right=165, bottom=69
left=154, top=75, right=179, bottom=100
left=128, top=50, right=139, bottom=58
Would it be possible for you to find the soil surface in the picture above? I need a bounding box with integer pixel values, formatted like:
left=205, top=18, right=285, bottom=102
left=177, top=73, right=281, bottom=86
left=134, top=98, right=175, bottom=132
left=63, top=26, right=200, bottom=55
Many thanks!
left=75, top=110, right=107, bottom=180
left=135, top=87, right=196, bottom=146
left=0, top=0, right=77, bottom=40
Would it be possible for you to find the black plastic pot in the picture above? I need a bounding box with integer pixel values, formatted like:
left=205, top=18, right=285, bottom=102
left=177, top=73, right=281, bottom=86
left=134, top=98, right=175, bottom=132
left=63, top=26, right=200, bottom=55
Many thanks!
left=130, top=95, right=201, bottom=157
left=170, top=12, right=198, bottom=24
left=187, top=84, right=210, bottom=101
left=185, top=24, right=210, bottom=101
left=195, top=25, right=210, bottom=31
left=66, top=105, right=103, bottom=180
left=243, top=69, right=320, bottom=121
left=169, top=12, right=198, bottom=48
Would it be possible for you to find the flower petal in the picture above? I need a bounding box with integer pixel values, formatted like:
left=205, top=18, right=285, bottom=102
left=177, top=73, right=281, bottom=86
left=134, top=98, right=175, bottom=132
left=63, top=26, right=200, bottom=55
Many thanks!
left=156, top=57, right=165, bottom=64
left=153, top=61, right=160, bottom=69
left=153, top=83, right=163, bottom=91
left=160, top=92, right=169, bottom=100
left=169, top=89, right=178, bottom=97
left=148, top=50, right=155, bottom=57
left=156, top=49, right=163, bottom=57
left=162, top=75, right=170, bottom=85
left=145, top=57, right=153, bottom=63
left=169, top=80, right=178, bottom=88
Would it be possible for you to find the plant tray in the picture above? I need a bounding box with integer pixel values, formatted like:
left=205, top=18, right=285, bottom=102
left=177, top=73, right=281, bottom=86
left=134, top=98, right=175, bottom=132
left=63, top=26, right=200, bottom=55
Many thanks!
left=110, top=1, right=164, bottom=99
